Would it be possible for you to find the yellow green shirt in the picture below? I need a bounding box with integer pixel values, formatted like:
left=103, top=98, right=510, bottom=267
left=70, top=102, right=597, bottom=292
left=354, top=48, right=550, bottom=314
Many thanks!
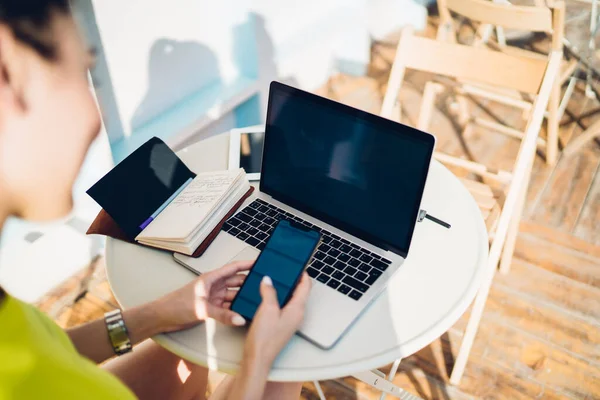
left=0, top=292, right=136, bottom=399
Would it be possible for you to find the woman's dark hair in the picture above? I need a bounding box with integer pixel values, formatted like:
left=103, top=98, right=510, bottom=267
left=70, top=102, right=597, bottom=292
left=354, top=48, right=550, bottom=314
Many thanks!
left=0, top=0, right=70, bottom=60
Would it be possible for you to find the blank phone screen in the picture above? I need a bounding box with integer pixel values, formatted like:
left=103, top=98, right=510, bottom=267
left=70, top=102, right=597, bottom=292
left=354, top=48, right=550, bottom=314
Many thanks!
left=231, top=221, right=320, bottom=320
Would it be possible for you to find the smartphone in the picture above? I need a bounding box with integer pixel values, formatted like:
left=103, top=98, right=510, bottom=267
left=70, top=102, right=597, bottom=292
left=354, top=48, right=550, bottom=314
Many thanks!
left=230, top=219, right=321, bottom=321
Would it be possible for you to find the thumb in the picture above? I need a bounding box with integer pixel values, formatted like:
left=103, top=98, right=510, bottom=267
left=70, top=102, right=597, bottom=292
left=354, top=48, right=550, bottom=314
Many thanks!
left=259, top=276, right=279, bottom=307
left=206, top=303, right=246, bottom=327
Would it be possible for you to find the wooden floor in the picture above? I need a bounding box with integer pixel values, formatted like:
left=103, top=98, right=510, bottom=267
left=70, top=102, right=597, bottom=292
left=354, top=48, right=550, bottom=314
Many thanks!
left=40, top=15, right=600, bottom=400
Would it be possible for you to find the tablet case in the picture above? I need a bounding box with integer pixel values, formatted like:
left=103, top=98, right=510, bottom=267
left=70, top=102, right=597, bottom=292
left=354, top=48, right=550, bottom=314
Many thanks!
left=87, top=137, right=199, bottom=240
left=86, top=186, right=254, bottom=258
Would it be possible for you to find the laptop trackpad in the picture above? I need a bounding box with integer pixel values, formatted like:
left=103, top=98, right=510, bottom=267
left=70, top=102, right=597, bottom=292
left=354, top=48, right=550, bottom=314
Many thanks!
left=228, top=246, right=260, bottom=264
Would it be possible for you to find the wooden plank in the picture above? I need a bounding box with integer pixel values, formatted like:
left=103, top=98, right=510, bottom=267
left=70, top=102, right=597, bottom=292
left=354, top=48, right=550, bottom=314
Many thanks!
left=483, top=283, right=600, bottom=365
left=519, top=221, right=600, bottom=259
left=530, top=145, right=600, bottom=233
left=494, top=258, right=600, bottom=321
left=447, top=315, right=600, bottom=398
left=513, top=228, right=600, bottom=288
left=404, top=334, right=571, bottom=400
left=55, top=294, right=113, bottom=329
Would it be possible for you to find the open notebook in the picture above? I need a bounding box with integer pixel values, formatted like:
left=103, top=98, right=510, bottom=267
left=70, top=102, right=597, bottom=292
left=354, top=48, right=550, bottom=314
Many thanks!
left=87, top=137, right=251, bottom=256
left=136, top=169, right=250, bottom=254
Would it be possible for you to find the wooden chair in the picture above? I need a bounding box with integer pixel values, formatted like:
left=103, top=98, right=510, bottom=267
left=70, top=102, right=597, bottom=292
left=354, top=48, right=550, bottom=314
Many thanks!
left=436, top=0, right=574, bottom=165
left=380, top=26, right=561, bottom=386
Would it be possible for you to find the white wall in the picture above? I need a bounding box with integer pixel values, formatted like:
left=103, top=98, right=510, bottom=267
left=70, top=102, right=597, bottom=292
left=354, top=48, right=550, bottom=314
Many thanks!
left=78, top=0, right=427, bottom=151
left=78, top=0, right=255, bottom=144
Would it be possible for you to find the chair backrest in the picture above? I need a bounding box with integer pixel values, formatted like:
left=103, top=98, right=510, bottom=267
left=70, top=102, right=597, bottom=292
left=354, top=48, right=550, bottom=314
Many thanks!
left=438, top=0, right=565, bottom=51
left=380, top=26, right=562, bottom=304
left=381, top=26, right=550, bottom=118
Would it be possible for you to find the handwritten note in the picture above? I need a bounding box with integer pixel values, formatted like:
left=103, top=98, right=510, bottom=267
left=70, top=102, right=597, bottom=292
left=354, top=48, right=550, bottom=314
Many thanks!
left=171, top=172, right=237, bottom=208
left=137, top=169, right=243, bottom=240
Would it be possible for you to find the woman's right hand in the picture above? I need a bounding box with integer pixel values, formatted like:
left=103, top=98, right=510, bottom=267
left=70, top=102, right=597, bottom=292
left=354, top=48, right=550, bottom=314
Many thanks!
left=243, top=273, right=312, bottom=369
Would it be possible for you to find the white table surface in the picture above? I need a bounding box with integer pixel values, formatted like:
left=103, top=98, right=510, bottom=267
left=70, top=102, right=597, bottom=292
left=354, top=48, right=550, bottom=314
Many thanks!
left=105, top=133, right=489, bottom=382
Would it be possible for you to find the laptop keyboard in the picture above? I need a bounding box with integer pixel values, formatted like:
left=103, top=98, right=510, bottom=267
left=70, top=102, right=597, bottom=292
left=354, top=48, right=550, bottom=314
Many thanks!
left=221, top=199, right=392, bottom=301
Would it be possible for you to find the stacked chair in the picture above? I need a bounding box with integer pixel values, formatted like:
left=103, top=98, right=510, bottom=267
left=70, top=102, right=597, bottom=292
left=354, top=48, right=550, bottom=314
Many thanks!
left=435, top=0, right=574, bottom=166
left=379, top=20, right=561, bottom=386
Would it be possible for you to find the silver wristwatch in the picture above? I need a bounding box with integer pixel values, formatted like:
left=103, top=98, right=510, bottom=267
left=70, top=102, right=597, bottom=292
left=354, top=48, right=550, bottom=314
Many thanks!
left=104, top=309, right=132, bottom=355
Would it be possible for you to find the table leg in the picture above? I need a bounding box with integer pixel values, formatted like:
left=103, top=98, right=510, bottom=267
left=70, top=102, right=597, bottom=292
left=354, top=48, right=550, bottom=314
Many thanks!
left=313, top=381, right=326, bottom=400
left=352, top=368, right=423, bottom=399
left=379, top=358, right=402, bottom=400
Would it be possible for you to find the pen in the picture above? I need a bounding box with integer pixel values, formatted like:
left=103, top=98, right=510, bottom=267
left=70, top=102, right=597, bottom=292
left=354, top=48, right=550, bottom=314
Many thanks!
left=418, top=209, right=451, bottom=229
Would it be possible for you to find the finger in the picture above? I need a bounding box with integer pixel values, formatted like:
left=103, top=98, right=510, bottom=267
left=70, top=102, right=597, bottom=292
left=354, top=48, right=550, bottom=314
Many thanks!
left=285, top=273, right=312, bottom=308
left=223, top=301, right=231, bottom=309
left=206, top=303, right=246, bottom=327
left=224, top=274, right=246, bottom=288
left=221, top=259, right=254, bottom=274
left=203, top=260, right=254, bottom=284
left=224, top=289, right=238, bottom=303
left=211, top=274, right=246, bottom=294
left=259, top=276, right=280, bottom=308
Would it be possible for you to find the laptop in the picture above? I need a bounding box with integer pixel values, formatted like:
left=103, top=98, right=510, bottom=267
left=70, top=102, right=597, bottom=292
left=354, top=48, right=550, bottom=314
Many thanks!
left=174, top=81, right=435, bottom=349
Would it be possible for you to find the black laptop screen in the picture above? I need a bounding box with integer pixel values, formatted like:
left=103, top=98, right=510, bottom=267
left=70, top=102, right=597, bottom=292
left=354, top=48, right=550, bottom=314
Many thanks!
left=260, top=82, right=435, bottom=257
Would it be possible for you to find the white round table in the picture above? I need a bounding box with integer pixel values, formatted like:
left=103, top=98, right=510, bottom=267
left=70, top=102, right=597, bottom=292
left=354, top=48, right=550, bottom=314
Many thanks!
left=105, top=133, right=488, bottom=382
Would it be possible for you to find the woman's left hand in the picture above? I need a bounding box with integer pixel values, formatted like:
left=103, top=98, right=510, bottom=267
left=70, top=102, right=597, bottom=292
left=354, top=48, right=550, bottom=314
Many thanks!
left=153, top=260, right=253, bottom=333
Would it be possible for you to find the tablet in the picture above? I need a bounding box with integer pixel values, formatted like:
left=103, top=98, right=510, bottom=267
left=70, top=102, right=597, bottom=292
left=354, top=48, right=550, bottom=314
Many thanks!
left=228, top=125, right=265, bottom=181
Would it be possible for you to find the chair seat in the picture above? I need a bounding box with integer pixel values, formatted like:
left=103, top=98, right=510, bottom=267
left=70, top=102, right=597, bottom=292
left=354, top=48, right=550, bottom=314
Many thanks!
left=460, top=178, right=502, bottom=237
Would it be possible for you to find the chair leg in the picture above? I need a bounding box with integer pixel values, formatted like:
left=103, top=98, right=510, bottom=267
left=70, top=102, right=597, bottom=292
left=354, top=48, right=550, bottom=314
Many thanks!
left=449, top=262, right=496, bottom=385
left=546, top=77, right=561, bottom=165
left=379, top=358, right=402, bottom=400
left=499, top=154, right=534, bottom=275
left=393, top=101, right=402, bottom=124
left=498, top=193, right=525, bottom=275
left=451, top=150, right=536, bottom=384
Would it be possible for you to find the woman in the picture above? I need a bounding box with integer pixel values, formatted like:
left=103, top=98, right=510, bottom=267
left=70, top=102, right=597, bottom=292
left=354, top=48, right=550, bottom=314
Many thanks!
left=0, top=1, right=310, bottom=399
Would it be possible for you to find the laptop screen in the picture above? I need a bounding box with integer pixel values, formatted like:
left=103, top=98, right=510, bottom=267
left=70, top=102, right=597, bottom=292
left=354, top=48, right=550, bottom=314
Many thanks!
left=260, top=82, right=435, bottom=257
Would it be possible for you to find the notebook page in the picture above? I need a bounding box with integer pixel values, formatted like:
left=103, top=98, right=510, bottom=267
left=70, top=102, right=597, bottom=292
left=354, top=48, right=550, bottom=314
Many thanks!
left=137, top=169, right=243, bottom=240
left=136, top=178, right=251, bottom=254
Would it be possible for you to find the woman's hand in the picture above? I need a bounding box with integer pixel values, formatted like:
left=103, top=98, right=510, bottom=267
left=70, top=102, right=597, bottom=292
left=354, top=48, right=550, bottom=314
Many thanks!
left=244, top=273, right=312, bottom=368
left=153, top=260, right=253, bottom=333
